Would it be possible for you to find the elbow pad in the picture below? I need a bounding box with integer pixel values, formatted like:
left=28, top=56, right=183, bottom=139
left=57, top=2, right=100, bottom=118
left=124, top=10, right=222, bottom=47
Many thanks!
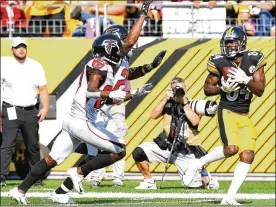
left=188, top=100, right=218, bottom=117
left=86, top=91, right=102, bottom=99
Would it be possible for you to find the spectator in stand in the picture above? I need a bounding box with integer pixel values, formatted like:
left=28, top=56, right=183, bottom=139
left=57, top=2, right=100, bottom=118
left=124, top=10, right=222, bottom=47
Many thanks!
left=124, top=0, right=162, bottom=36
left=0, top=0, right=27, bottom=37
left=24, top=0, right=67, bottom=37
left=70, top=1, right=126, bottom=37
left=226, top=1, right=256, bottom=36
left=244, top=1, right=275, bottom=36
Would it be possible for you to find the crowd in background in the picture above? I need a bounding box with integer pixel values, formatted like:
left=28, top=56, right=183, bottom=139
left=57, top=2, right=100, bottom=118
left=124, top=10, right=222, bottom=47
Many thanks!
left=1, top=0, right=275, bottom=37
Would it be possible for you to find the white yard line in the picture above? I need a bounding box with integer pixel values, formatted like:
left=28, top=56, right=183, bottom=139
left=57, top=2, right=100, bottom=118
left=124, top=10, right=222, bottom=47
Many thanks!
left=1, top=192, right=275, bottom=200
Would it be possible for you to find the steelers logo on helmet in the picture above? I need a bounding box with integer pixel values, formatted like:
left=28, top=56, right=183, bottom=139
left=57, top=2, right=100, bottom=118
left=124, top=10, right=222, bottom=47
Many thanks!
left=92, top=34, right=123, bottom=68
left=220, top=26, right=247, bottom=59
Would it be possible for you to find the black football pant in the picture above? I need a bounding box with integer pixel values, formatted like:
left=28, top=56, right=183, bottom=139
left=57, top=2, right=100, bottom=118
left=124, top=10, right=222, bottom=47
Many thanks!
left=0, top=102, right=40, bottom=181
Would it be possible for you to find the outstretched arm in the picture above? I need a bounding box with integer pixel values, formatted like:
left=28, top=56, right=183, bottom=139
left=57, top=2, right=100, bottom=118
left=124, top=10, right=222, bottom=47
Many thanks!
left=128, top=50, right=166, bottom=80
left=123, top=0, right=153, bottom=53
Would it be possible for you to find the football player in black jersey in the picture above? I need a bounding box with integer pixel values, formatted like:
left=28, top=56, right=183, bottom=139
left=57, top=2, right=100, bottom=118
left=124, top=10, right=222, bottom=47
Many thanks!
left=184, top=26, right=266, bottom=205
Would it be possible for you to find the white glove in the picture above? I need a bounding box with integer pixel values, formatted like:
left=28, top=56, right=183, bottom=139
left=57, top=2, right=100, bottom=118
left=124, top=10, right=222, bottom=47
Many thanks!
left=206, top=104, right=218, bottom=116
left=131, top=83, right=153, bottom=98
left=228, top=67, right=252, bottom=85
left=109, top=90, right=127, bottom=102
left=220, top=76, right=240, bottom=93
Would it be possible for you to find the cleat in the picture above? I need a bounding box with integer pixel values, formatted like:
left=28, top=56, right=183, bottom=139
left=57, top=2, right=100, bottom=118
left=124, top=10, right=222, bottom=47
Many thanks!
left=50, top=191, right=75, bottom=204
left=9, top=187, right=28, bottom=205
left=207, top=172, right=219, bottom=190
left=135, top=181, right=157, bottom=190
left=221, top=197, right=242, bottom=205
left=88, top=179, right=101, bottom=187
left=67, top=168, right=84, bottom=194
left=112, top=178, right=123, bottom=187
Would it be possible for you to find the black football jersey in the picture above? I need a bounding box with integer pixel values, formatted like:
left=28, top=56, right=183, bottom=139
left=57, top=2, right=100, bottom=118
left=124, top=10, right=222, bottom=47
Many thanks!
left=207, top=51, right=266, bottom=113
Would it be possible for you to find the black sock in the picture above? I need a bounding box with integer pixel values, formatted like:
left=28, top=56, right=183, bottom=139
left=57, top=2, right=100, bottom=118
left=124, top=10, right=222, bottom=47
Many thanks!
left=55, top=177, right=74, bottom=194
left=18, top=159, right=54, bottom=193
left=81, top=152, right=115, bottom=177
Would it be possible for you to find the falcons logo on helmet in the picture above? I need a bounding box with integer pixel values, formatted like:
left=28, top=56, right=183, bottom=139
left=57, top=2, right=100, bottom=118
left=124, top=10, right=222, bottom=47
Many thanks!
left=105, top=28, right=120, bottom=38
left=103, top=39, right=120, bottom=55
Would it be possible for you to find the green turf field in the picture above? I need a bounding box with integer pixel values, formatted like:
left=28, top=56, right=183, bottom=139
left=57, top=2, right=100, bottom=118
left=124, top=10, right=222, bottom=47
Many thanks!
left=1, top=180, right=275, bottom=206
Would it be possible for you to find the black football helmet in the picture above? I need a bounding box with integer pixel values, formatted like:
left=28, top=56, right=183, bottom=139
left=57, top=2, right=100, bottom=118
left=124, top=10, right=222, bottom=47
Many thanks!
left=92, top=34, right=123, bottom=68
left=103, top=25, right=129, bottom=41
left=220, top=26, right=247, bottom=58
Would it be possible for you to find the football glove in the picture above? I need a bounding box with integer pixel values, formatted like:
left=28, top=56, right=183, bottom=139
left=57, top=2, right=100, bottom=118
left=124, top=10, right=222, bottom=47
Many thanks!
left=140, top=0, right=153, bottom=17
left=109, top=90, right=127, bottom=102
left=131, top=83, right=153, bottom=98
left=151, top=50, right=167, bottom=68
left=220, top=77, right=240, bottom=93
left=228, top=67, right=252, bottom=85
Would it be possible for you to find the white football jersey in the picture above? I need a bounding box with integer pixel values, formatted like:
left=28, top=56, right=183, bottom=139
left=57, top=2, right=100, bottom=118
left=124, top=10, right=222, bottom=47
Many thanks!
left=109, top=57, right=130, bottom=117
left=70, top=58, right=115, bottom=121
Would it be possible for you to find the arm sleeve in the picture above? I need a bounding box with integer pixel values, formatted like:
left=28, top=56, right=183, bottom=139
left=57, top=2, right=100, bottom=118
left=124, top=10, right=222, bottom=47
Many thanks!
left=128, top=64, right=152, bottom=80
left=207, top=56, right=220, bottom=77
left=256, top=51, right=267, bottom=70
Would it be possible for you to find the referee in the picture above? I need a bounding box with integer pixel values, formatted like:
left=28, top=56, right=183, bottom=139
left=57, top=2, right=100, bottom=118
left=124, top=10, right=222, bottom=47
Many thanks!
left=0, top=37, right=49, bottom=186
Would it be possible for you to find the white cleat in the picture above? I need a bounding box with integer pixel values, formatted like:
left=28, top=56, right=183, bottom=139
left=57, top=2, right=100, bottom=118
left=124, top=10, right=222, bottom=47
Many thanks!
left=221, top=197, right=242, bottom=205
left=50, top=191, right=75, bottom=204
left=135, top=181, right=157, bottom=190
left=9, top=187, right=28, bottom=205
left=67, top=167, right=84, bottom=194
left=207, top=172, right=219, bottom=190
left=112, top=178, right=123, bottom=187
left=183, top=159, right=201, bottom=186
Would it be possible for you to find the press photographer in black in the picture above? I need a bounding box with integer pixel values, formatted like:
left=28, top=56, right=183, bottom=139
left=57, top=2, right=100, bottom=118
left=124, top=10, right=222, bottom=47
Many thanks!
left=133, top=77, right=219, bottom=190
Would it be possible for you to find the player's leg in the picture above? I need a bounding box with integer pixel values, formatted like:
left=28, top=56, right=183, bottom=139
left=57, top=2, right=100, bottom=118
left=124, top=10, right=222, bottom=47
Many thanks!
left=9, top=129, right=80, bottom=204
left=86, top=144, right=106, bottom=186
left=133, top=142, right=170, bottom=190
left=222, top=114, right=257, bottom=205
left=111, top=121, right=128, bottom=187
left=184, top=108, right=239, bottom=186
left=65, top=118, right=126, bottom=193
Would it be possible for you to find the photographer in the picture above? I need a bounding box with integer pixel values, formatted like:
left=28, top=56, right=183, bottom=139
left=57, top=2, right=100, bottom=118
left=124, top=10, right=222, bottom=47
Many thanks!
left=132, top=77, right=219, bottom=190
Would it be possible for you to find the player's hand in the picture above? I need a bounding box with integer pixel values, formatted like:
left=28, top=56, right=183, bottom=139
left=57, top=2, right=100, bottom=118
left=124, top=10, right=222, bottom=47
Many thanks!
left=206, top=104, right=218, bottom=116
left=131, top=83, right=153, bottom=98
left=37, top=107, right=48, bottom=122
left=150, top=50, right=167, bottom=69
left=109, top=90, right=127, bottom=102
left=166, top=88, right=174, bottom=100
left=140, top=0, right=153, bottom=17
left=228, top=67, right=252, bottom=85
left=220, top=77, right=240, bottom=93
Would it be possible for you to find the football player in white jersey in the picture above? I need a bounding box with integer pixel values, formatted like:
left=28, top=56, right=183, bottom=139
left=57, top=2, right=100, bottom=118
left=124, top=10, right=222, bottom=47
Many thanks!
left=9, top=0, right=155, bottom=204
left=87, top=25, right=167, bottom=188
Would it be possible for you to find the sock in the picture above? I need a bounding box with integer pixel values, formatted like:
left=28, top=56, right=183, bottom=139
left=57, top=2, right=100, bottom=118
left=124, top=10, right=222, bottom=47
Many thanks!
left=227, top=162, right=250, bottom=200
left=145, top=178, right=154, bottom=183
left=198, top=146, right=225, bottom=167
left=55, top=177, right=74, bottom=194
left=18, top=159, right=53, bottom=193
left=81, top=152, right=115, bottom=177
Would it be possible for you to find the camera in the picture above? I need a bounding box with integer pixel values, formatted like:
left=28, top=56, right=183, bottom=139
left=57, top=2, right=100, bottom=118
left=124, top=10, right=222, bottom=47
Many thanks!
left=173, top=86, right=185, bottom=98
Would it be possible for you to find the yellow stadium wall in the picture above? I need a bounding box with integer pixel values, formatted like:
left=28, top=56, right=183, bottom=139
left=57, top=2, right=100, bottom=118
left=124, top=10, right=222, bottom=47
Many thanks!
left=1, top=37, right=275, bottom=174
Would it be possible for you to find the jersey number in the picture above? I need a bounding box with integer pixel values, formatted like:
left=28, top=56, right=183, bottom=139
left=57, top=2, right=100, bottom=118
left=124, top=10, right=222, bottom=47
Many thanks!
left=94, top=85, right=112, bottom=109
left=226, top=86, right=250, bottom=101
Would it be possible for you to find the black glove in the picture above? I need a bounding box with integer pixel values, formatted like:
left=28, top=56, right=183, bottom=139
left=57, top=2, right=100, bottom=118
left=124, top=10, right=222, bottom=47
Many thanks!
left=151, top=50, right=167, bottom=68
left=140, top=0, right=153, bottom=17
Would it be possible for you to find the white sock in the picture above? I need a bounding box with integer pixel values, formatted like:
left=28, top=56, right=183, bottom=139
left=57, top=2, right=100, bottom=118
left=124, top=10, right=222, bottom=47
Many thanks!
left=227, top=162, right=250, bottom=200
left=198, top=146, right=225, bottom=167
left=144, top=178, right=154, bottom=183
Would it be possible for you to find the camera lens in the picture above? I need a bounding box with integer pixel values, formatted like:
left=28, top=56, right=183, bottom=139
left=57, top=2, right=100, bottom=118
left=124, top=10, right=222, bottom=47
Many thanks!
left=175, top=88, right=185, bottom=98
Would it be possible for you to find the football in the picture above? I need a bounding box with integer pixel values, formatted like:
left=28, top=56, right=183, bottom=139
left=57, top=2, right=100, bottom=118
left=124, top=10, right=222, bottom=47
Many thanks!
left=222, top=66, right=232, bottom=81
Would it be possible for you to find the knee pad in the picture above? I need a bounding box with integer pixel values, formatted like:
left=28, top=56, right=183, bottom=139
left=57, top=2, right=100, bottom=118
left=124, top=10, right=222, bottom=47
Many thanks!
left=132, top=147, right=148, bottom=162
